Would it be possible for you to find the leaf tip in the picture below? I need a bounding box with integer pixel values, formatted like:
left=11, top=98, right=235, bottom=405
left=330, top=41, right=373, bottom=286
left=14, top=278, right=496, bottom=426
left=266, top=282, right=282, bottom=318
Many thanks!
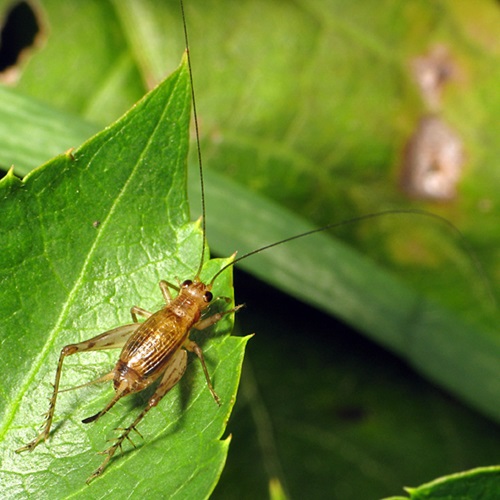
left=0, top=165, right=22, bottom=191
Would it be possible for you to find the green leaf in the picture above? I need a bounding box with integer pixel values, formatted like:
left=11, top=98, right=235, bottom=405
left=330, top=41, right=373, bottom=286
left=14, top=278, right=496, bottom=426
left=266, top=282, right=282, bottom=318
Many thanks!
left=0, top=57, right=247, bottom=498
left=385, top=466, right=500, bottom=499
left=1, top=1, right=499, bottom=498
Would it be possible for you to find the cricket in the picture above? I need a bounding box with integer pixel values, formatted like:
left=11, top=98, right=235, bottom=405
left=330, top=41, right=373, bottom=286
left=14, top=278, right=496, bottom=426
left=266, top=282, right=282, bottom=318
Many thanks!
left=13, top=0, right=492, bottom=487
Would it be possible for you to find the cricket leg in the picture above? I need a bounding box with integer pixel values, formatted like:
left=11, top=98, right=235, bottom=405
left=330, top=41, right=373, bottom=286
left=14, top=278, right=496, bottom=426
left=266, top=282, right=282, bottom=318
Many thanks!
left=86, top=349, right=188, bottom=484
left=130, top=306, right=152, bottom=323
left=129, top=281, right=174, bottom=321
left=193, top=304, right=244, bottom=331
left=81, top=379, right=130, bottom=425
left=159, top=280, right=179, bottom=304
left=58, top=371, right=115, bottom=393
left=184, top=339, right=221, bottom=406
left=187, top=304, right=244, bottom=406
left=16, top=323, right=139, bottom=454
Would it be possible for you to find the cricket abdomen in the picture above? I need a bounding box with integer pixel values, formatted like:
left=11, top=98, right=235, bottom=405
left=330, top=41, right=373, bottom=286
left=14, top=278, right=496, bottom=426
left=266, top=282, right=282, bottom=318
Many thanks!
left=115, top=302, right=198, bottom=391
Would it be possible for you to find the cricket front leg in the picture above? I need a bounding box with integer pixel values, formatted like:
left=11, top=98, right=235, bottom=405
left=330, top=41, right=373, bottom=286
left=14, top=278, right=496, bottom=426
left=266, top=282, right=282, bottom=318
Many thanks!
left=87, top=349, right=188, bottom=483
left=16, top=323, right=139, bottom=454
left=194, top=304, right=244, bottom=331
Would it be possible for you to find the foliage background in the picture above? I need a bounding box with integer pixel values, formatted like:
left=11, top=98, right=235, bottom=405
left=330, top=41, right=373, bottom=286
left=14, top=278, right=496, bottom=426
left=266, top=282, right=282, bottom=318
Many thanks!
left=0, top=0, right=499, bottom=498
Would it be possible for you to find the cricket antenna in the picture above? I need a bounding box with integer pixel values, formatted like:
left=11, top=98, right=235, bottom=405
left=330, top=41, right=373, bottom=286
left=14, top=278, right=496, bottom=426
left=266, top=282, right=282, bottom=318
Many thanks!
left=209, top=208, right=496, bottom=310
left=180, top=0, right=207, bottom=278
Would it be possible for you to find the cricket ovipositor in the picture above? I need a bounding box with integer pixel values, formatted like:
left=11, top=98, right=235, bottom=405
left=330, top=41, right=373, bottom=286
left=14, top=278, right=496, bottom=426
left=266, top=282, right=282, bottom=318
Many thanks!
left=12, top=0, right=494, bottom=488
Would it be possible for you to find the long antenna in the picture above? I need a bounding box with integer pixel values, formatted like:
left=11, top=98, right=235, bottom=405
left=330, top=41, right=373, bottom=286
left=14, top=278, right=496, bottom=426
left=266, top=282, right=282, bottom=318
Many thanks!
left=209, top=208, right=497, bottom=309
left=180, top=0, right=207, bottom=278
left=178, top=2, right=495, bottom=312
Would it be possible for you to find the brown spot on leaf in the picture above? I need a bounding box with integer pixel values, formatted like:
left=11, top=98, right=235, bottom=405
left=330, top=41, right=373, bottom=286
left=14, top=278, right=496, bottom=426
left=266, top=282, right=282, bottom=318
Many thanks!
left=400, top=115, right=464, bottom=201
left=411, top=45, right=457, bottom=111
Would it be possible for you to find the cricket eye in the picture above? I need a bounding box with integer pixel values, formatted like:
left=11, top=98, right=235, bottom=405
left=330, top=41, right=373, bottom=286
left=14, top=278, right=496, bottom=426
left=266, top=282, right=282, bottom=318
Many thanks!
left=182, top=279, right=192, bottom=288
left=204, top=291, right=213, bottom=303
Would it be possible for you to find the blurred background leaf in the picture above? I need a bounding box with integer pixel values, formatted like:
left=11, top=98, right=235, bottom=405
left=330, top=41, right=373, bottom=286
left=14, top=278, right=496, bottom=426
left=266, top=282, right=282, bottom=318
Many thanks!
left=0, top=0, right=499, bottom=498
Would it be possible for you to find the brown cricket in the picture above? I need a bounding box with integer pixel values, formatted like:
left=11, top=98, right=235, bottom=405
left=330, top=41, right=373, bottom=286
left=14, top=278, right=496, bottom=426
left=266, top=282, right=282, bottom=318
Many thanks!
left=16, top=271, right=241, bottom=482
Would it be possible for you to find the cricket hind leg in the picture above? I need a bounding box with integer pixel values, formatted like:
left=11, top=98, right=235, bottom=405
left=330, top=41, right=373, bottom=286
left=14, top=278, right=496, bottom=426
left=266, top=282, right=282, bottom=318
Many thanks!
left=15, top=323, right=139, bottom=454
left=86, top=349, right=188, bottom=484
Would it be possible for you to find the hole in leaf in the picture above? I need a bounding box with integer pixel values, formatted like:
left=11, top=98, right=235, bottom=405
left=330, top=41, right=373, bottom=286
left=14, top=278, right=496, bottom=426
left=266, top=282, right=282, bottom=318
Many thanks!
left=0, top=1, right=42, bottom=80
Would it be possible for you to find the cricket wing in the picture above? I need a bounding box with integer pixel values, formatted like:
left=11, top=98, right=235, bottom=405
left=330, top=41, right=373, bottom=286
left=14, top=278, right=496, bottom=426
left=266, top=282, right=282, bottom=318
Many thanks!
left=120, top=310, right=187, bottom=379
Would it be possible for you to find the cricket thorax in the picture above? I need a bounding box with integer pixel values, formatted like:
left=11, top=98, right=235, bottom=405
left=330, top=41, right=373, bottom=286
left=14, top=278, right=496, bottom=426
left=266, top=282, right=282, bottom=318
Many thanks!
left=170, top=279, right=213, bottom=317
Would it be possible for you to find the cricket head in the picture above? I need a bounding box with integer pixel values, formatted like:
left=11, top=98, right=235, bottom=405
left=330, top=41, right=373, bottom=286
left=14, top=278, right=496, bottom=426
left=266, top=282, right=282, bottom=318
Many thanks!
left=181, top=278, right=213, bottom=310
